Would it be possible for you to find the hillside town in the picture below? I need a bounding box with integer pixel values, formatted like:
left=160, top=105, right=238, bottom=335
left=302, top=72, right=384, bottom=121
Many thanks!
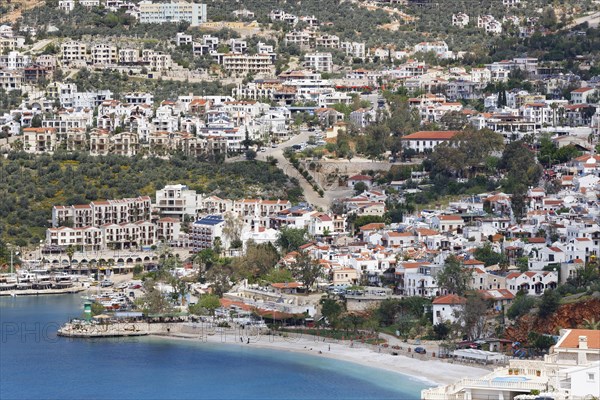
left=0, top=1, right=599, bottom=400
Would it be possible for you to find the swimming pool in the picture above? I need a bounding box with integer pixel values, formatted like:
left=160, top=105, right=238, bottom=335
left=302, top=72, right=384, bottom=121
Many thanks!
left=493, top=376, right=530, bottom=382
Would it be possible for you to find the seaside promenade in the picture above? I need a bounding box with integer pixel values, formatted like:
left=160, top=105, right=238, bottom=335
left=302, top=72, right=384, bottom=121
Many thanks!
left=57, top=319, right=489, bottom=386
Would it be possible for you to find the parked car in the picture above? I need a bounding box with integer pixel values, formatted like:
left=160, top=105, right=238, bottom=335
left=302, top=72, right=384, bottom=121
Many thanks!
left=414, top=347, right=427, bottom=354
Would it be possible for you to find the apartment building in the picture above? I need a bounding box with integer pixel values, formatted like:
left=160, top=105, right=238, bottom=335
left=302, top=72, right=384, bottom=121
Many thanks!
left=61, top=41, right=88, bottom=63
left=315, top=34, right=340, bottom=49
left=139, top=1, right=208, bottom=26
left=51, top=196, right=152, bottom=228
left=341, top=42, right=366, bottom=59
left=0, top=35, right=25, bottom=53
left=269, top=9, right=298, bottom=25
left=304, top=52, right=333, bottom=73
left=0, top=51, right=32, bottom=69
left=414, top=41, right=449, bottom=57
left=141, top=50, right=173, bottom=71
left=22, top=127, right=58, bottom=154
left=190, top=215, right=225, bottom=252
left=0, top=69, right=23, bottom=91
left=46, top=218, right=178, bottom=250
left=91, top=44, right=118, bottom=65
left=221, top=53, right=275, bottom=75
left=118, top=48, right=140, bottom=64
left=284, top=30, right=314, bottom=48
left=155, top=184, right=200, bottom=220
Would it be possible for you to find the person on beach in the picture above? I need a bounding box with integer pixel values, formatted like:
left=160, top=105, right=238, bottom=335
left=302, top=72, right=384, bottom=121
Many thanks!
left=240, top=337, right=243, bottom=343
left=247, top=338, right=250, bottom=344
left=328, top=345, right=330, bottom=351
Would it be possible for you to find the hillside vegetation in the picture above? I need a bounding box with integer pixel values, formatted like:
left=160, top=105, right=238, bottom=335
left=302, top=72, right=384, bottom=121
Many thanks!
left=0, top=152, right=302, bottom=247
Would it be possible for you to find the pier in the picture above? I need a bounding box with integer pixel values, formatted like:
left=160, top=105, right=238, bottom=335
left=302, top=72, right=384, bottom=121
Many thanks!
left=0, top=286, right=86, bottom=297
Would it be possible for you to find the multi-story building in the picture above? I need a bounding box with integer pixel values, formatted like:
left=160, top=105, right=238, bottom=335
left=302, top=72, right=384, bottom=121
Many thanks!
left=190, top=215, right=225, bottom=252
left=315, top=34, right=340, bottom=49
left=0, top=69, right=23, bottom=91
left=341, top=42, right=366, bottom=59
left=221, top=53, right=275, bottom=76
left=118, top=48, right=140, bottom=64
left=155, top=184, right=200, bottom=220
left=452, top=13, right=469, bottom=27
left=477, top=15, right=503, bottom=34
left=505, top=271, right=559, bottom=296
left=269, top=9, right=298, bottom=25
left=91, top=44, right=118, bottom=65
left=284, top=30, right=314, bottom=48
left=414, top=41, right=449, bottom=57
left=0, top=51, right=32, bottom=69
left=304, top=52, right=333, bottom=73
left=61, top=41, right=88, bottom=63
left=141, top=50, right=173, bottom=71
left=139, top=1, right=207, bottom=26
left=51, top=196, right=152, bottom=228
left=22, top=127, right=58, bottom=154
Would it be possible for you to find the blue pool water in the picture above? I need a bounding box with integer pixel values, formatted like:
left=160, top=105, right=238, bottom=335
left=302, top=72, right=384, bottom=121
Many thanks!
left=493, top=377, right=530, bottom=382
left=0, top=294, right=429, bottom=399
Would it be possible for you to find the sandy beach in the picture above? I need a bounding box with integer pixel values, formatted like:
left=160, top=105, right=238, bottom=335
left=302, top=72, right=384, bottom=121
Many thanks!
left=158, top=331, right=489, bottom=386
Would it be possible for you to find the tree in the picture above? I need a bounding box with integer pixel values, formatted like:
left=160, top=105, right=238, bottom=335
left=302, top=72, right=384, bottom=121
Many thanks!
left=198, top=294, right=221, bottom=316
left=276, top=227, right=308, bottom=253
left=473, top=243, right=507, bottom=267
left=31, top=114, right=42, bottom=128
left=222, top=212, right=244, bottom=250
left=320, top=297, right=343, bottom=329
left=436, top=255, right=471, bottom=296
left=353, top=181, right=368, bottom=195
left=237, top=241, right=279, bottom=280
left=439, top=111, right=468, bottom=130
left=213, top=237, right=223, bottom=255
left=290, top=251, right=322, bottom=292
left=537, top=289, right=560, bottom=319
left=245, top=149, right=257, bottom=160
left=433, top=322, right=450, bottom=340
left=454, top=293, right=489, bottom=341
left=136, top=279, right=173, bottom=314
left=377, top=299, right=401, bottom=326
left=507, top=292, right=536, bottom=320
left=66, top=244, right=76, bottom=268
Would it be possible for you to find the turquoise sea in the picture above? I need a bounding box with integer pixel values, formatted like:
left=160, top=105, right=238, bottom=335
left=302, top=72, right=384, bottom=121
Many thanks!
left=0, top=294, right=428, bottom=399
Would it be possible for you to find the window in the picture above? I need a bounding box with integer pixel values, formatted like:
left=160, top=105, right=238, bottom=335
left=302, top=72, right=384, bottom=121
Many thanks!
left=587, top=373, right=595, bottom=382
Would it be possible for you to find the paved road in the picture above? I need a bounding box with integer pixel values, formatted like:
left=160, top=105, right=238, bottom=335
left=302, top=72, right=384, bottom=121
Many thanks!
left=566, top=11, right=600, bottom=29
left=226, top=129, right=333, bottom=210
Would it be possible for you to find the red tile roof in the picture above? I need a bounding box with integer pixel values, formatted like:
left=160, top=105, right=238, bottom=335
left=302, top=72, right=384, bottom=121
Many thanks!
left=432, top=294, right=466, bottom=305
left=401, top=131, right=459, bottom=140
left=556, top=329, right=600, bottom=349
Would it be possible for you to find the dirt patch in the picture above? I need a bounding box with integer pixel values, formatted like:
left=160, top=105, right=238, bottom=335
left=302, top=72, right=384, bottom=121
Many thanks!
left=1, top=0, right=41, bottom=23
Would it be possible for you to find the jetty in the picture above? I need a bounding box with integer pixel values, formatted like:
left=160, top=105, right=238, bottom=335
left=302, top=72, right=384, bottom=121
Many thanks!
left=0, top=286, right=86, bottom=297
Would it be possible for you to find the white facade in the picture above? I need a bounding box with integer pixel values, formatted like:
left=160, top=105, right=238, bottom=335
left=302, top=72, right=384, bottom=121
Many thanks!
left=305, top=52, right=333, bottom=73
left=139, top=1, right=207, bottom=27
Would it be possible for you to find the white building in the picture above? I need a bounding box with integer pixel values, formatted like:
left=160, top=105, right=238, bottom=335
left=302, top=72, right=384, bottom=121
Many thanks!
left=505, top=271, right=558, bottom=296
left=304, top=52, right=333, bottom=73
left=432, top=294, right=466, bottom=325
left=155, top=184, right=200, bottom=220
left=400, top=130, right=459, bottom=153
left=190, top=215, right=225, bottom=252
left=139, top=1, right=207, bottom=27
left=452, top=13, right=469, bottom=27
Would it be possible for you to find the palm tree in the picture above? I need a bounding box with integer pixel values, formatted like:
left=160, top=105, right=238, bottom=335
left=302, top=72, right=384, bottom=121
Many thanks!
left=581, top=318, right=600, bottom=330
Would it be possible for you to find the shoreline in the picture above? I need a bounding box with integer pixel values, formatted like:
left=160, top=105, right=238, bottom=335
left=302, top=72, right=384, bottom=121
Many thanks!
left=147, top=331, right=489, bottom=386
left=0, top=287, right=86, bottom=297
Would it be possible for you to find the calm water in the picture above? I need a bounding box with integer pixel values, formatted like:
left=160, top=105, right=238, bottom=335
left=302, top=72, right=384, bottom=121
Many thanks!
left=0, top=294, right=428, bottom=399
